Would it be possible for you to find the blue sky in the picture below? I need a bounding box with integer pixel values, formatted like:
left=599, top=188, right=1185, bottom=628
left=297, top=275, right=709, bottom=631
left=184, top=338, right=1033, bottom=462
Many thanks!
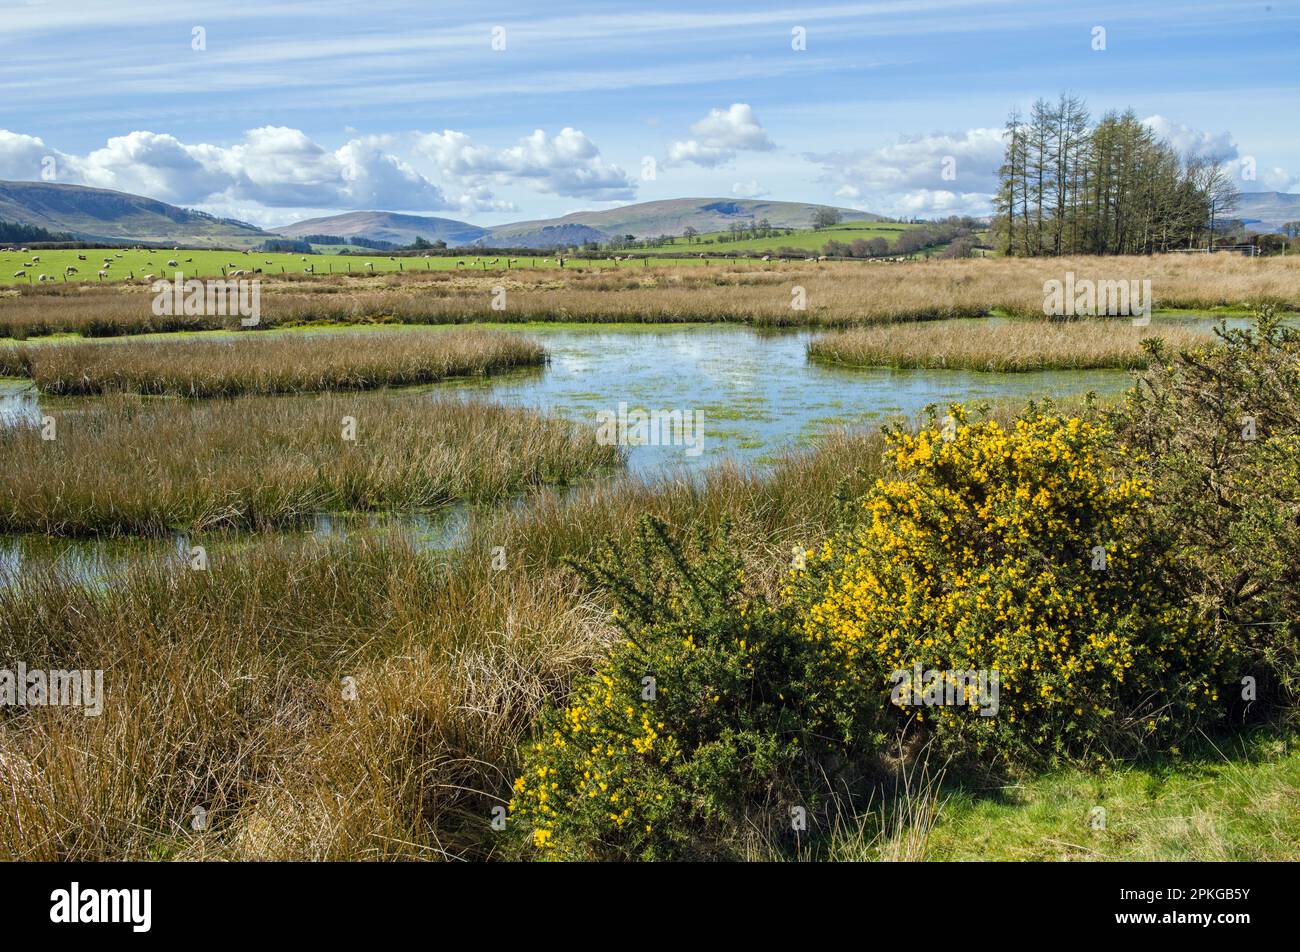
left=2, top=0, right=1297, bottom=227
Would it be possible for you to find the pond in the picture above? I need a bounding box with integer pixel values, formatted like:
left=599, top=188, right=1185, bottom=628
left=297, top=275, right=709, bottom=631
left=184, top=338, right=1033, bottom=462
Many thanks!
left=0, top=315, right=1239, bottom=579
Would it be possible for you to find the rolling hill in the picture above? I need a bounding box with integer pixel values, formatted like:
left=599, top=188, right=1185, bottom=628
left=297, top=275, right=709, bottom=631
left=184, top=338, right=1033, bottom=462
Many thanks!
left=1234, top=191, right=1300, bottom=233
left=1, top=181, right=888, bottom=251
left=270, top=211, right=489, bottom=247
left=483, top=198, right=881, bottom=247
left=0, top=180, right=270, bottom=247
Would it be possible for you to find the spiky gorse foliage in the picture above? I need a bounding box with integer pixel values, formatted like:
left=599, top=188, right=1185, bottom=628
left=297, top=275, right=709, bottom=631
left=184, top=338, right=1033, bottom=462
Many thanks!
left=794, top=405, right=1231, bottom=764
left=507, top=517, right=841, bottom=861
left=1110, top=307, right=1300, bottom=706
left=509, top=313, right=1300, bottom=859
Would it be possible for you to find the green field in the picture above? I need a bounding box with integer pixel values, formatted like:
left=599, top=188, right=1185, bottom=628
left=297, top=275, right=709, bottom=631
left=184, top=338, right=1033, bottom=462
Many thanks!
left=0, top=247, right=829, bottom=287
left=655, top=221, right=919, bottom=253
left=0, top=222, right=944, bottom=287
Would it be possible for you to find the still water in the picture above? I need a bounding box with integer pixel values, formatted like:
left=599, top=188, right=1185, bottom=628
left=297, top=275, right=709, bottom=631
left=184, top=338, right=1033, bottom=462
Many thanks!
left=0, top=316, right=1236, bottom=578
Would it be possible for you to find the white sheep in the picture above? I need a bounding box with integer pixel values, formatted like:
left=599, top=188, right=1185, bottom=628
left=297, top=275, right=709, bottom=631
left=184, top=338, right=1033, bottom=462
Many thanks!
left=77, top=254, right=87, bottom=261
left=167, top=259, right=179, bottom=267
left=65, top=266, right=78, bottom=274
left=97, top=270, right=107, bottom=278
left=31, top=255, right=40, bottom=262
left=12, top=270, right=24, bottom=278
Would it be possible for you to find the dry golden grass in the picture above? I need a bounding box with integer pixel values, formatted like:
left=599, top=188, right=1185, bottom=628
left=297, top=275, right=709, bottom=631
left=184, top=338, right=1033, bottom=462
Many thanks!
left=0, top=328, right=542, bottom=396
left=0, top=392, right=619, bottom=536
left=2, top=254, right=1296, bottom=338
left=0, top=429, right=888, bottom=860
left=809, top=319, right=1217, bottom=371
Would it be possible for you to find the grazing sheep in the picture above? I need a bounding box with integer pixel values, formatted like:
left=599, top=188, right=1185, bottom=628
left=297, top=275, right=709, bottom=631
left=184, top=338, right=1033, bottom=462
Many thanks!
left=115, top=254, right=123, bottom=259
left=167, top=259, right=179, bottom=267
left=77, top=254, right=87, bottom=261
left=65, top=266, right=78, bottom=274
left=38, top=274, right=50, bottom=282
left=264, top=260, right=273, bottom=265
left=31, top=255, right=40, bottom=262
left=761, top=254, right=771, bottom=262
left=143, top=274, right=156, bottom=283
left=456, top=260, right=465, bottom=268
left=185, top=258, right=193, bottom=263
left=12, top=271, right=24, bottom=278
left=253, top=268, right=263, bottom=274
left=97, top=270, right=107, bottom=278
left=303, top=266, right=314, bottom=274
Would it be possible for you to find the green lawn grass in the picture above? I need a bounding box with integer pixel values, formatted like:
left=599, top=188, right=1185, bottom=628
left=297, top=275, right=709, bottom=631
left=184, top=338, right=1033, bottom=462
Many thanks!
left=832, top=729, right=1300, bottom=861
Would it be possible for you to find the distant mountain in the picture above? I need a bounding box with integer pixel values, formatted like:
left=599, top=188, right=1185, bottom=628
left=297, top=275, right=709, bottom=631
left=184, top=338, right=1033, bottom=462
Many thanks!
left=2, top=180, right=888, bottom=251
left=1233, top=191, right=1300, bottom=233
left=484, top=198, right=881, bottom=247
left=0, top=180, right=270, bottom=247
left=270, top=211, right=489, bottom=247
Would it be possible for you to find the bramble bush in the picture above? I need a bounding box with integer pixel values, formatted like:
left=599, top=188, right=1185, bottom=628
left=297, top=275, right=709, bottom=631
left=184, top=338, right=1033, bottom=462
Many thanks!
left=792, top=404, right=1232, bottom=764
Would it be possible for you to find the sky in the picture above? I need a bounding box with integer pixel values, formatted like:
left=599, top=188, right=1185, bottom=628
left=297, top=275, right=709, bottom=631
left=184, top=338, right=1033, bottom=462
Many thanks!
left=1, top=0, right=1297, bottom=228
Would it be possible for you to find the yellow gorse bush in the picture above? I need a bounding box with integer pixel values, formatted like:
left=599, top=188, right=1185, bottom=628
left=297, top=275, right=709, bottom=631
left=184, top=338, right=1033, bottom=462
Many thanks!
left=796, top=405, right=1230, bottom=761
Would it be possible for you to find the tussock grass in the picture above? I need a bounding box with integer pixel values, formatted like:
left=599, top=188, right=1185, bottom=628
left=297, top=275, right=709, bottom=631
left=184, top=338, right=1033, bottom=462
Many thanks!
left=809, top=319, right=1216, bottom=371
left=0, top=429, right=888, bottom=860
left=0, top=393, right=619, bottom=536
left=2, top=255, right=1296, bottom=338
left=0, top=329, right=543, bottom=396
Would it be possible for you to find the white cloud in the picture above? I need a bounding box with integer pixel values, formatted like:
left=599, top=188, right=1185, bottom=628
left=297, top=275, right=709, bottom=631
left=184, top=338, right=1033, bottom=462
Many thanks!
left=0, top=130, right=61, bottom=181
left=1142, top=116, right=1298, bottom=192
left=1143, top=115, right=1237, bottom=164
left=808, top=127, right=1004, bottom=196
left=0, top=125, right=455, bottom=212
left=666, top=103, right=774, bottom=168
left=731, top=180, right=769, bottom=199
left=416, top=127, right=634, bottom=201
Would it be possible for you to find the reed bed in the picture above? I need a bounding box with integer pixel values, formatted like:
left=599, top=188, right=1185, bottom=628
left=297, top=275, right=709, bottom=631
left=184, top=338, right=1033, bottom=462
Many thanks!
left=0, top=427, right=892, bottom=860
left=2, top=254, right=1296, bottom=339
left=0, top=392, right=620, bottom=536
left=0, top=328, right=543, bottom=397
left=808, top=319, right=1217, bottom=371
